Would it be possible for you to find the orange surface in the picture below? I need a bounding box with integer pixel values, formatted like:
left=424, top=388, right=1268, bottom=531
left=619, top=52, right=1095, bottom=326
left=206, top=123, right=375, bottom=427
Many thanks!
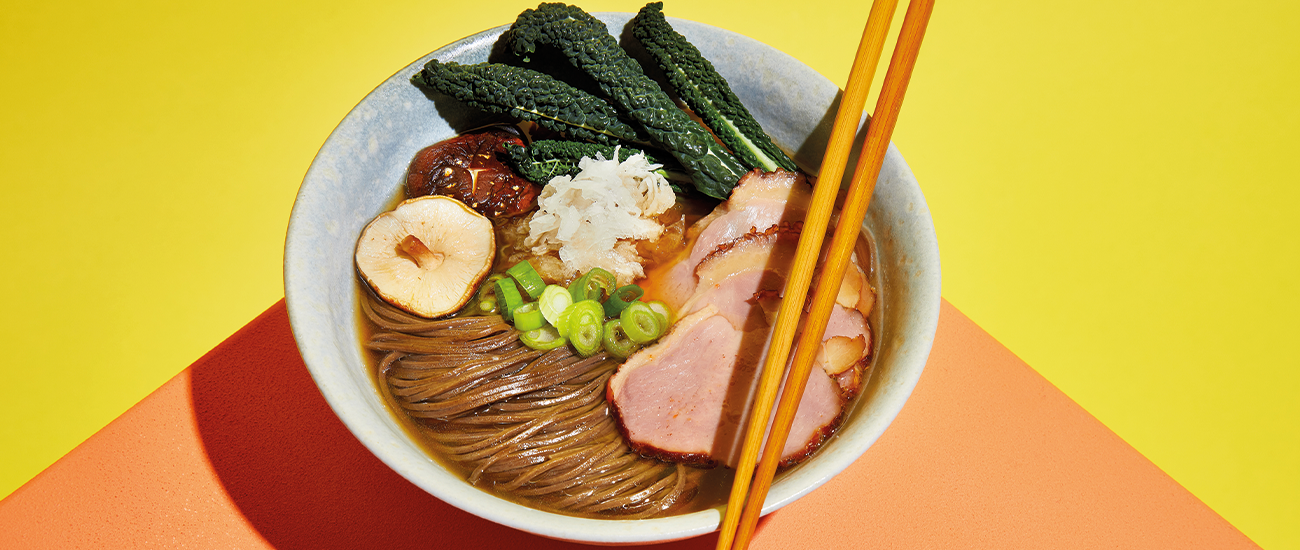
left=0, top=300, right=1258, bottom=549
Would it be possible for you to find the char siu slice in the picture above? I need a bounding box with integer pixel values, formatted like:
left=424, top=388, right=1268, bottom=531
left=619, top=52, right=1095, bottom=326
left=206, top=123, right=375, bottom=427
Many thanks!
left=608, top=305, right=844, bottom=468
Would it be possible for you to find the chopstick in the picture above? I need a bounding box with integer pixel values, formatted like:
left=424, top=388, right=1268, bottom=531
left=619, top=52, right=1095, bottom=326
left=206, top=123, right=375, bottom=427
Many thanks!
left=715, top=1, right=935, bottom=549
left=712, top=2, right=900, bottom=547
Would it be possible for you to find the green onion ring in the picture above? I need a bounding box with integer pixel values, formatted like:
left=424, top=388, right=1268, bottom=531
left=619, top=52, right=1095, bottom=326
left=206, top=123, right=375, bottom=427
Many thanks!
left=555, top=304, right=574, bottom=337
left=511, top=302, right=545, bottom=331
left=494, top=278, right=525, bottom=323
left=520, top=326, right=568, bottom=351
left=539, top=285, right=573, bottom=326
left=646, top=299, right=673, bottom=328
left=620, top=302, right=663, bottom=344
left=602, top=319, right=639, bottom=358
left=507, top=260, right=546, bottom=300
left=602, top=284, right=644, bottom=317
left=568, top=300, right=605, bottom=357
left=569, top=267, right=617, bottom=303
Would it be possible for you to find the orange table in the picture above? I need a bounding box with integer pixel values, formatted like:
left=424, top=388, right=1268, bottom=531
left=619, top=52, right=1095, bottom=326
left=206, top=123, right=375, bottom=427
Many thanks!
left=0, top=300, right=1259, bottom=548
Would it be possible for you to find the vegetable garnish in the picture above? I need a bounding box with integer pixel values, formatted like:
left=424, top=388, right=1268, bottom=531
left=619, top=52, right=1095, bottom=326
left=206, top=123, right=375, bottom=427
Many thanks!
left=602, top=319, right=639, bottom=359
left=569, top=267, right=617, bottom=303
left=477, top=269, right=668, bottom=357
left=538, top=284, right=573, bottom=326
left=520, top=325, right=568, bottom=351
left=504, top=3, right=747, bottom=199
left=502, top=140, right=691, bottom=186
left=555, top=303, right=575, bottom=337
left=646, top=299, right=674, bottom=328
left=476, top=295, right=499, bottom=315
left=469, top=274, right=507, bottom=315
left=602, top=284, right=645, bottom=317
left=413, top=61, right=645, bottom=146
left=523, top=149, right=676, bottom=287
left=355, top=195, right=496, bottom=319
left=567, top=300, right=606, bottom=357
left=507, top=260, right=546, bottom=299
left=631, top=2, right=799, bottom=173
left=620, top=301, right=663, bottom=344
left=511, top=301, right=546, bottom=331
left=494, top=278, right=525, bottom=323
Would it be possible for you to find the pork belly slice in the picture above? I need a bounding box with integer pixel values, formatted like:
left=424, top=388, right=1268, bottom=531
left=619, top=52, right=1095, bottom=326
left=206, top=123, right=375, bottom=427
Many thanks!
left=694, top=226, right=800, bottom=290
left=679, top=228, right=800, bottom=330
left=688, top=170, right=812, bottom=274
left=680, top=268, right=778, bottom=332
left=613, top=171, right=876, bottom=467
left=689, top=228, right=874, bottom=397
left=611, top=277, right=872, bottom=466
left=608, top=306, right=844, bottom=468
left=654, top=170, right=812, bottom=309
left=822, top=304, right=872, bottom=398
left=752, top=292, right=873, bottom=398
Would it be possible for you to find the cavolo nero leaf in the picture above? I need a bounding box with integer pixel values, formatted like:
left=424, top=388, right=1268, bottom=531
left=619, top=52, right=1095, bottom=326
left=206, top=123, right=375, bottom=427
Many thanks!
left=503, top=3, right=748, bottom=199
left=631, top=2, right=798, bottom=172
left=413, top=60, right=648, bottom=146
left=502, top=140, right=691, bottom=187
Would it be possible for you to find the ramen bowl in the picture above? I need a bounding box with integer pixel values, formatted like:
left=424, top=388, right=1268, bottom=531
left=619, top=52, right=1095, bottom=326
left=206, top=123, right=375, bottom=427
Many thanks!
left=284, top=12, right=940, bottom=545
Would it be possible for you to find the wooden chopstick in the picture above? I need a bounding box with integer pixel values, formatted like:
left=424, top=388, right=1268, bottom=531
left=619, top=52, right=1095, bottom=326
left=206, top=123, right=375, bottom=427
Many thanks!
left=718, top=1, right=935, bottom=549
left=712, top=2, right=901, bottom=550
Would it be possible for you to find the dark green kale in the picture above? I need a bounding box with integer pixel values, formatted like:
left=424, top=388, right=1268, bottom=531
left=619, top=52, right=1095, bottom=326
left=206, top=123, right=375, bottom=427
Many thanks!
left=413, top=60, right=647, bottom=146
left=503, top=3, right=748, bottom=199
left=502, top=140, right=691, bottom=186
left=631, top=2, right=799, bottom=172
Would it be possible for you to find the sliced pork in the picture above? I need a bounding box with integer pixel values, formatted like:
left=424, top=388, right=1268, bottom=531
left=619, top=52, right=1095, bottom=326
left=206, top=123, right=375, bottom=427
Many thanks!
left=612, top=166, right=877, bottom=469
left=607, top=305, right=844, bottom=468
left=688, top=169, right=813, bottom=271
left=656, top=170, right=813, bottom=310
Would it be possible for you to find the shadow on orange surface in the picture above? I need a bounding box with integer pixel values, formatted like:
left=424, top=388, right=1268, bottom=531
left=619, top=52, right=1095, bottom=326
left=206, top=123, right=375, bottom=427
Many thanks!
left=188, top=301, right=737, bottom=549
left=1, top=299, right=1259, bottom=548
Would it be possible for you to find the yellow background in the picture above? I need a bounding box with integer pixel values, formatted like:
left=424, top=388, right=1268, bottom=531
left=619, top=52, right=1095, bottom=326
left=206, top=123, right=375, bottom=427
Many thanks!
left=2, top=0, right=1296, bottom=546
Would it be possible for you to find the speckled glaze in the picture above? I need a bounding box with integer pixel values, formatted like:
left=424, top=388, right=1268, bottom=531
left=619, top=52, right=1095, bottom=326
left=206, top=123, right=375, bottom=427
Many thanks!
left=284, top=13, right=940, bottom=545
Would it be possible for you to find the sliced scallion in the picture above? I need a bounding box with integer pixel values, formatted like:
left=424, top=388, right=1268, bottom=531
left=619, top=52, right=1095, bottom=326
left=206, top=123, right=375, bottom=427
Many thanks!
left=602, top=319, right=639, bottom=358
left=507, top=260, right=546, bottom=300
left=621, top=301, right=663, bottom=344
left=555, top=304, right=574, bottom=337
left=520, top=325, right=568, bottom=351
left=569, top=267, right=617, bottom=303
left=539, top=285, right=573, bottom=326
left=602, top=284, right=644, bottom=317
left=568, top=300, right=605, bottom=357
left=646, top=299, right=674, bottom=328
left=512, top=302, right=545, bottom=331
left=494, top=278, right=525, bottom=323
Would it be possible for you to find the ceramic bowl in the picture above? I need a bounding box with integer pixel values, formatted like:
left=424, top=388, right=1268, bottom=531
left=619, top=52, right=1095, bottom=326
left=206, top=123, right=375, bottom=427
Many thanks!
left=284, top=12, right=940, bottom=545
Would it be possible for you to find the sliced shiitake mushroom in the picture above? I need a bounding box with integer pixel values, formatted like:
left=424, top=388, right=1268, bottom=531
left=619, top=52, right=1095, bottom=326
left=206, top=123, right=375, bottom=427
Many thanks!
left=355, top=195, right=495, bottom=318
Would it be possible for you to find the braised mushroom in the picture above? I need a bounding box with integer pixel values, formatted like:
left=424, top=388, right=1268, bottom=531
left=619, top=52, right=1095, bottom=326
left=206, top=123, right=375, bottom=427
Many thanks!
left=406, top=127, right=540, bottom=218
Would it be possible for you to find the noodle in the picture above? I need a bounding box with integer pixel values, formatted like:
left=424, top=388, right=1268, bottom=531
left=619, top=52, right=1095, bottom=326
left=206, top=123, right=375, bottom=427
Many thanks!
left=363, top=293, right=699, bottom=518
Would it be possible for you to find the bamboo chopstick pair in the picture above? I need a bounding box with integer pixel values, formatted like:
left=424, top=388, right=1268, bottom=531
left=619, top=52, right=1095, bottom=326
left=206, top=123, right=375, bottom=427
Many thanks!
left=715, top=0, right=935, bottom=548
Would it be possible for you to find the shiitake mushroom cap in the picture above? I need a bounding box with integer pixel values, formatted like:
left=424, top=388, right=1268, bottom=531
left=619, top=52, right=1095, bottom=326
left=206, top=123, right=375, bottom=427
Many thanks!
left=355, top=195, right=495, bottom=318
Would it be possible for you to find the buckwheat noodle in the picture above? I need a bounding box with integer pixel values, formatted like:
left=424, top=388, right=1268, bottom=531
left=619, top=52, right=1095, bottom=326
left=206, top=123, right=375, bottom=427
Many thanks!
left=363, top=292, right=698, bottom=518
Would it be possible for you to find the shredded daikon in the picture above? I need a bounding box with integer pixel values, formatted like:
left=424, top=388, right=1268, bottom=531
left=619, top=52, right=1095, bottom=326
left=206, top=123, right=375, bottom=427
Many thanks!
left=525, top=148, right=675, bottom=285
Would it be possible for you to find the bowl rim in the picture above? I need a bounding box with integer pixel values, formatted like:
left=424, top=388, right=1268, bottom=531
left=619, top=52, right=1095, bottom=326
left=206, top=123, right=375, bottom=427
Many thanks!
left=284, top=11, right=940, bottom=545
